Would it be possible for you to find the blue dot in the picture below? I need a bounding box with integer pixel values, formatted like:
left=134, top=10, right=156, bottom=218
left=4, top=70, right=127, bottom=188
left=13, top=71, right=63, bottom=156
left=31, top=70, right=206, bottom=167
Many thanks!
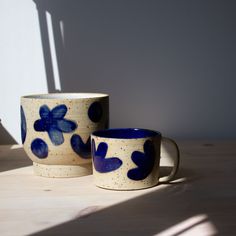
left=88, top=102, right=103, bottom=122
left=31, top=138, right=48, bottom=159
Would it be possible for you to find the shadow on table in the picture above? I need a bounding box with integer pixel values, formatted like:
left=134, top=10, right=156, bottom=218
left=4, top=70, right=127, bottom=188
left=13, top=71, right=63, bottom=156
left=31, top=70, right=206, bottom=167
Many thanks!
left=0, top=120, right=30, bottom=172
left=0, top=145, right=32, bottom=172
left=0, top=121, right=17, bottom=145
left=31, top=163, right=234, bottom=236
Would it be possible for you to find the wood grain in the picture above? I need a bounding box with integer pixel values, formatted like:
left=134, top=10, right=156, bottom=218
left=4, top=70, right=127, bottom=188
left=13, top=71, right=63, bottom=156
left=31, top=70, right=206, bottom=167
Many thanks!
left=0, top=141, right=236, bottom=235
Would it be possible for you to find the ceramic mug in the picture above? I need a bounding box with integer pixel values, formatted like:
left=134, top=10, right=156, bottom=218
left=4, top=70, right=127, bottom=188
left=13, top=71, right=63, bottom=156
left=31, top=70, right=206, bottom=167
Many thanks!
left=21, top=93, right=109, bottom=177
left=91, top=128, right=180, bottom=190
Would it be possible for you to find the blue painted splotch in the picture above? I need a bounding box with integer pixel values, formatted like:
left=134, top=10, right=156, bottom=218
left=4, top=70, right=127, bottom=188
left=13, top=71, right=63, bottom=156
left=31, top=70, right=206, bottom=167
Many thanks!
left=92, top=139, right=122, bottom=173
left=20, top=106, right=27, bottom=144
left=71, top=134, right=91, bottom=159
left=88, top=102, right=103, bottom=122
left=127, top=140, right=156, bottom=180
left=31, top=138, right=48, bottom=159
left=34, top=104, right=77, bottom=146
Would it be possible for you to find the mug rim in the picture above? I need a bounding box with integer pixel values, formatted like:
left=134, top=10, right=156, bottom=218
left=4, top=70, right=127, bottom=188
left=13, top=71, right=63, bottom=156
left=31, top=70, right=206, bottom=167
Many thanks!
left=21, top=93, right=109, bottom=100
left=92, top=128, right=162, bottom=140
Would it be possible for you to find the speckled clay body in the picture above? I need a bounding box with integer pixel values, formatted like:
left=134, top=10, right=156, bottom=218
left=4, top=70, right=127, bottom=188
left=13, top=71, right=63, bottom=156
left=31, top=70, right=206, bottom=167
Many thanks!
left=21, top=93, right=109, bottom=177
left=91, top=129, right=179, bottom=190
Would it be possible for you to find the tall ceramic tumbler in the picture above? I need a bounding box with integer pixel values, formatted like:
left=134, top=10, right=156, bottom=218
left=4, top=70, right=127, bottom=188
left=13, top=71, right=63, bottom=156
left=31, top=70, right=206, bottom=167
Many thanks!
left=21, top=93, right=109, bottom=177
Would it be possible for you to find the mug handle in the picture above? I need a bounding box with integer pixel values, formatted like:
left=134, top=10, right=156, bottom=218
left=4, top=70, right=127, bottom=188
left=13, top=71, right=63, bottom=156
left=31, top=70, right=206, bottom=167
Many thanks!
left=158, top=137, right=180, bottom=183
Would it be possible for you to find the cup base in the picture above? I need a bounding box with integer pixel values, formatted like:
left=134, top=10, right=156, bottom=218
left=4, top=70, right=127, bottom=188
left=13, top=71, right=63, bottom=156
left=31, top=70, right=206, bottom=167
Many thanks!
left=95, top=183, right=158, bottom=191
left=33, top=162, right=92, bottom=178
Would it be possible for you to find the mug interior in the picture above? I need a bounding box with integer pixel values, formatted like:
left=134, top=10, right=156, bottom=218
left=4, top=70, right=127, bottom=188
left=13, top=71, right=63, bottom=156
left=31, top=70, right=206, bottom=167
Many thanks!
left=22, top=93, right=108, bottom=99
left=92, top=128, right=161, bottom=139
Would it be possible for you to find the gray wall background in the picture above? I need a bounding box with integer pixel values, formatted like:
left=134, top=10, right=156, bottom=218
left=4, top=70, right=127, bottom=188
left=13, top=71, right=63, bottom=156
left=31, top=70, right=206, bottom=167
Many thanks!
left=1, top=0, right=236, bottom=143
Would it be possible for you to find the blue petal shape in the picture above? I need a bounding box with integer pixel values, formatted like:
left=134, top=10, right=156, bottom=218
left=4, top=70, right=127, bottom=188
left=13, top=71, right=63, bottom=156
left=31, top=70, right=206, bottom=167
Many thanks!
left=51, top=104, right=67, bottom=119
left=20, top=106, right=27, bottom=144
left=39, top=105, right=50, bottom=119
left=88, top=102, right=103, bottom=122
left=31, top=138, right=48, bottom=159
left=57, top=119, right=77, bottom=133
left=92, top=139, right=122, bottom=173
left=34, top=119, right=47, bottom=131
left=34, top=104, right=77, bottom=146
left=127, top=140, right=156, bottom=181
left=48, top=127, right=64, bottom=145
left=71, top=134, right=91, bottom=159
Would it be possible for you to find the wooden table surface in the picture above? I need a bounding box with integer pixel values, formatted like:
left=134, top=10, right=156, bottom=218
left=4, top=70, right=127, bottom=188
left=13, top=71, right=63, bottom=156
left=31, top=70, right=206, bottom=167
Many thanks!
left=0, top=141, right=236, bottom=236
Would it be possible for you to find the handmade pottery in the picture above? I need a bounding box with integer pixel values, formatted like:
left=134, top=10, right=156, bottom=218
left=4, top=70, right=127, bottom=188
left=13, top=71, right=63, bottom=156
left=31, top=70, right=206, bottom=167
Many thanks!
left=21, top=93, right=109, bottom=177
left=91, top=128, right=179, bottom=190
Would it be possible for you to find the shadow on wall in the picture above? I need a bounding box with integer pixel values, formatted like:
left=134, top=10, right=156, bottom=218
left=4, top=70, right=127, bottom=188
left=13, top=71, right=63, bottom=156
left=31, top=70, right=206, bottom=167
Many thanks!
left=33, top=0, right=236, bottom=138
left=0, top=120, right=17, bottom=144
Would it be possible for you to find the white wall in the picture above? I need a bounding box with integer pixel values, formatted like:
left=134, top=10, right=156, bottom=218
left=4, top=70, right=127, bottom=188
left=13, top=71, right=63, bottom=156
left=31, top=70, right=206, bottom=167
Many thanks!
left=1, top=0, right=236, bottom=144
left=0, top=0, right=47, bottom=143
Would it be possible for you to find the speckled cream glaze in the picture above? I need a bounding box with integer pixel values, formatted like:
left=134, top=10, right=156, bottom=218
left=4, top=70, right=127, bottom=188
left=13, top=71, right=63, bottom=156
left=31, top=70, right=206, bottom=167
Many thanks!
left=33, top=163, right=92, bottom=178
left=91, top=135, right=161, bottom=190
left=21, top=93, right=109, bottom=177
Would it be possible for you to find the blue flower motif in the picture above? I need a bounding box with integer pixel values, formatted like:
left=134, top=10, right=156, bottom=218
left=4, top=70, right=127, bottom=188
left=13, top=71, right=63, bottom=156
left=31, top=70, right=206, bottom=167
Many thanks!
left=127, top=140, right=156, bottom=181
left=20, top=106, right=27, bottom=144
left=71, top=134, right=91, bottom=159
left=34, top=104, right=77, bottom=146
left=92, top=139, right=122, bottom=173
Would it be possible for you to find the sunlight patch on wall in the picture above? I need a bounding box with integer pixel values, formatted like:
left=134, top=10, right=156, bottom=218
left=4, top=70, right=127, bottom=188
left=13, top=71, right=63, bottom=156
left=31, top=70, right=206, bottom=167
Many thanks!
left=46, top=11, right=61, bottom=91
left=60, top=20, right=65, bottom=46
left=0, top=0, right=48, bottom=143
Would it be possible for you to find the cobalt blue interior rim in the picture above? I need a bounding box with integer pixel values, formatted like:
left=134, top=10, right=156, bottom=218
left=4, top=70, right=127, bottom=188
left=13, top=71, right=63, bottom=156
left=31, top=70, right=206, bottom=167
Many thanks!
left=92, top=128, right=161, bottom=139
